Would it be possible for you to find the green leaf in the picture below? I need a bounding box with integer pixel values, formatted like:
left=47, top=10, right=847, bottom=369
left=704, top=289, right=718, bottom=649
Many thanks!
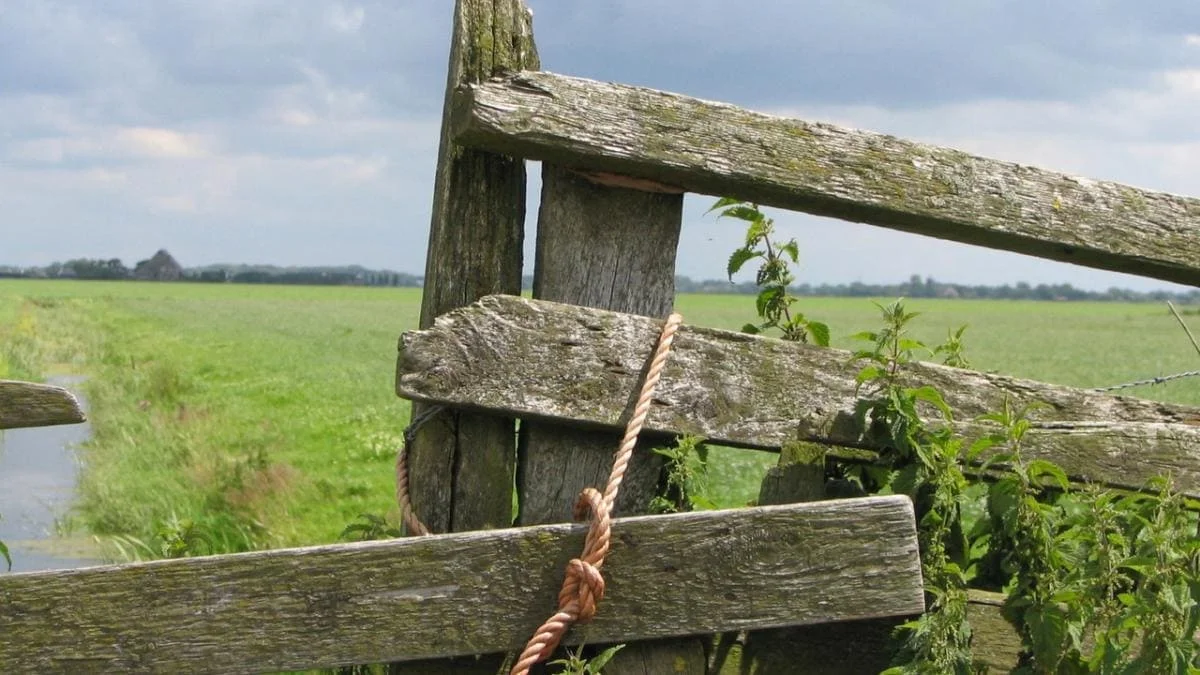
left=966, top=435, right=1000, bottom=462
left=744, top=219, right=770, bottom=246
left=855, top=365, right=883, bottom=385
left=726, top=247, right=758, bottom=280
left=0, top=538, right=9, bottom=571
left=755, top=286, right=782, bottom=318
left=706, top=196, right=743, bottom=214
left=807, top=321, right=831, bottom=347
left=587, top=644, right=627, bottom=672
left=1027, top=459, right=1070, bottom=491
left=908, top=385, right=953, bottom=421
left=741, top=323, right=761, bottom=335
left=778, top=239, right=800, bottom=263
left=718, top=205, right=767, bottom=226
left=850, top=330, right=878, bottom=343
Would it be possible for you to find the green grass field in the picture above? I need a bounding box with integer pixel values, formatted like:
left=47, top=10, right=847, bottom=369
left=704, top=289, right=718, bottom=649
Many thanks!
left=3, top=279, right=1200, bottom=559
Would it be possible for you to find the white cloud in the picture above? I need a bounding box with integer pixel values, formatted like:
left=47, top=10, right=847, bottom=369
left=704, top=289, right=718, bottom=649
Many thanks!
left=114, top=127, right=211, bottom=159
left=328, top=4, right=365, bottom=34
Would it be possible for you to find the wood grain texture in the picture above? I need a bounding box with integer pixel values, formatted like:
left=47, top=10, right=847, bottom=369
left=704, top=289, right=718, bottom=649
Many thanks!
left=453, top=71, right=1200, bottom=286
left=966, top=590, right=1024, bottom=673
left=0, top=498, right=923, bottom=674
left=518, top=165, right=684, bottom=525
left=401, top=0, right=539, bottom=535
left=398, top=295, right=1200, bottom=496
left=518, top=159, right=696, bottom=672
left=732, top=444, right=902, bottom=673
left=0, top=380, right=85, bottom=430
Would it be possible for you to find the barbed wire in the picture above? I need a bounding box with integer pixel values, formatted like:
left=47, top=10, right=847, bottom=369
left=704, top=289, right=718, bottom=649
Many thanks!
left=1093, top=301, right=1200, bottom=393
left=1092, top=369, right=1200, bottom=393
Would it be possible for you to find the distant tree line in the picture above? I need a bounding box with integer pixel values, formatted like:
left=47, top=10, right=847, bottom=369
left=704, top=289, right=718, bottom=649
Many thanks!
left=0, top=252, right=422, bottom=288
left=4, top=256, right=1196, bottom=301
left=670, top=273, right=1200, bottom=303
left=519, top=273, right=1200, bottom=304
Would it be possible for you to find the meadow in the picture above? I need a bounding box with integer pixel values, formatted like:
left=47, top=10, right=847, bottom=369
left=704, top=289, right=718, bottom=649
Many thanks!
left=3, top=278, right=1200, bottom=560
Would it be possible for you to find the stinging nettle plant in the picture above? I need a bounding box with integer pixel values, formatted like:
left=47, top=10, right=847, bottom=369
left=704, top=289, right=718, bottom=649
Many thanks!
left=715, top=198, right=1200, bottom=674
left=710, top=198, right=830, bottom=346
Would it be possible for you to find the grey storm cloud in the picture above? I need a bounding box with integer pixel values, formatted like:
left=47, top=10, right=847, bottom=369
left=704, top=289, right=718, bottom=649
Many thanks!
left=1, top=1, right=1198, bottom=291
left=534, top=1, right=1200, bottom=108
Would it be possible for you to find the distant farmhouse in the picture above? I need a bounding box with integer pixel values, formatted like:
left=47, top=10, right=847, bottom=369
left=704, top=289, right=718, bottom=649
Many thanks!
left=133, top=249, right=183, bottom=281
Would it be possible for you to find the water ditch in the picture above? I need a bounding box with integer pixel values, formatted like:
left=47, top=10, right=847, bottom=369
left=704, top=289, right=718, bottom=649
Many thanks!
left=0, top=375, right=101, bottom=572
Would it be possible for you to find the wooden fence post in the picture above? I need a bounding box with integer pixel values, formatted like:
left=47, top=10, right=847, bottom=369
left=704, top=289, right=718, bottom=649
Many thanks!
left=516, top=166, right=704, bottom=672
left=403, top=0, right=537, bottom=535
left=397, top=1, right=536, bottom=671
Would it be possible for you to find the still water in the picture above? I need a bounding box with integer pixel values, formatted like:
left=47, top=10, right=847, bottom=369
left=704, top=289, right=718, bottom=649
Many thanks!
left=0, top=376, right=100, bottom=572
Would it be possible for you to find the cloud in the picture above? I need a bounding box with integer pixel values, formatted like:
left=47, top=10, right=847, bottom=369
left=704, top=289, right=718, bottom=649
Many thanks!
left=0, top=0, right=1197, bottom=293
left=679, top=63, right=1200, bottom=293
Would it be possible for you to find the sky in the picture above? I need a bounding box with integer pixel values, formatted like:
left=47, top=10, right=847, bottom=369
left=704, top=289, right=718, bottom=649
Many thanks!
left=2, top=1, right=1199, bottom=291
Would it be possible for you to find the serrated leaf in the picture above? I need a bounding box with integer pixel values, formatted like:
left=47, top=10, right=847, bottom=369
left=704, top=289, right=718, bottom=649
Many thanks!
left=908, top=385, right=953, bottom=421
left=726, top=247, right=757, bottom=280
left=966, top=435, right=1000, bottom=462
left=1027, top=459, right=1070, bottom=491
left=779, top=239, right=800, bottom=263
left=756, top=286, right=782, bottom=317
left=587, top=644, right=626, bottom=672
left=855, top=365, right=883, bottom=385
left=807, top=321, right=831, bottom=347
left=744, top=219, right=769, bottom=246
left=706, top=196, right=743, bottom=214
left=717, top=205, right=767, bottom=225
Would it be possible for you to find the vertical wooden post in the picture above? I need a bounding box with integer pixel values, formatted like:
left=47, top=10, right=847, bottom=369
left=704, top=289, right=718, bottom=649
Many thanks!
left=711, top=444, right=904, bottom=674
left=517, top=166, right=704, bottom=673
left=402, top=0, right=538, bottom=535
left=394, top=2, right=537, bottom=672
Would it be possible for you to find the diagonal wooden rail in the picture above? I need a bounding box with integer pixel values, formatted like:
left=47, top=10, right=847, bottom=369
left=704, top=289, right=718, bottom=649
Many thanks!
left=398, top=295, right=1200, bottom=498
left=452, top=71, right=1200, bottom=286
left=0, top=497, right=921, bottom=674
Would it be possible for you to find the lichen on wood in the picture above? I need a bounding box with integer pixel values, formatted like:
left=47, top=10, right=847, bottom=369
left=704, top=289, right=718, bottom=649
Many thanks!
left=403, top=0, right=540, bottom=536
left=0, top=497, right=922, bottom=673
left=452, top=71, right=1200, bottom=286
left=398, top=295, right=1200, bottom=497
left=0, top=380, right=85, bottom=430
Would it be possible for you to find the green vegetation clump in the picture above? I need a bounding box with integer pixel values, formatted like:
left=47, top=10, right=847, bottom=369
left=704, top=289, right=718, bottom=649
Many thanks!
left=706, top=201, right=1200, bottom=674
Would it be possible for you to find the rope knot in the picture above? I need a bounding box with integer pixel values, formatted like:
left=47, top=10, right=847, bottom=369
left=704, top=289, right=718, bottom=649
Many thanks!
left=562, top=558, right=606, bottom=623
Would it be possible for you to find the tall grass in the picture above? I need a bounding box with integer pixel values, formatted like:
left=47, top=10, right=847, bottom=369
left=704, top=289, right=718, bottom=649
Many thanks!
left=3, top=280, right=1200, bottom=561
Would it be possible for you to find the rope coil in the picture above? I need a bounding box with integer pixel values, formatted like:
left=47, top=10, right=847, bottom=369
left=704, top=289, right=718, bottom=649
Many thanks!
left=394, top=312, right=684, bottom=673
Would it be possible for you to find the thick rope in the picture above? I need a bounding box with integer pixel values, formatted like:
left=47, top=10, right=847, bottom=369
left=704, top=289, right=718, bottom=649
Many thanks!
left=395, top=404, right=444, bottom=537
left=510, top=312, right=683, bottom=675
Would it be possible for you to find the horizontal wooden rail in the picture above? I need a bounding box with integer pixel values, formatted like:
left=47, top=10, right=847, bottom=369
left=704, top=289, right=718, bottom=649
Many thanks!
left=0, top=380, right=86, bottom=430
left=0, top=497, right=922, bottom=673
left=398, top=295, right=1200, bottom=497
left=453, top=71, right=1200, bottom=286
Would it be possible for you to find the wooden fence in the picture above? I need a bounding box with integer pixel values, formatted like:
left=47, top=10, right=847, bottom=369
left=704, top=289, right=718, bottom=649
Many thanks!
left=3, top=0, right=1200, bottom=672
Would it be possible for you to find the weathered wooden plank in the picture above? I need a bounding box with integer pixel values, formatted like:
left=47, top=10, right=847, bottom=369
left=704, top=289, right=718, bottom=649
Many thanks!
left=397, top=295, right=1200, bottom=496
left=0, top=380, right=85, bottom=430
left=0, top=497, right=923, bottom=674
left=708, top=590, right=1021, bottom=674
left=402, top=0, right=539, bottom=536
left=967, top=590, right=1023, bottom=673
left=518, top=167, right=683, bottom=524
left=452, top=71, right=1200, bottom=286
left=518, top=158, right=695, bottom=672
left=727, top=443, right=903, bottom=674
